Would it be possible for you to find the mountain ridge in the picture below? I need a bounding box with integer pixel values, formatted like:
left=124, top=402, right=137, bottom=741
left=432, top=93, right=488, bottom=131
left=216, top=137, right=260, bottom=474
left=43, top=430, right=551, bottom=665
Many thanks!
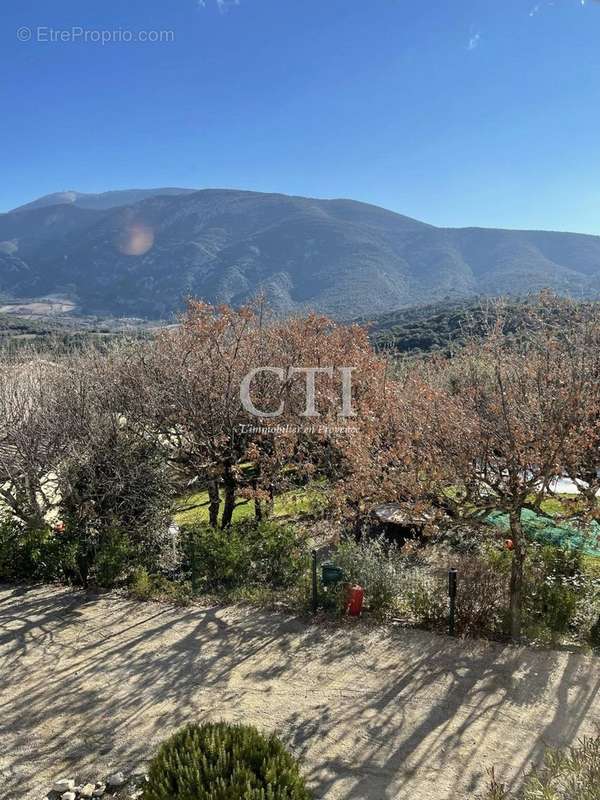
left=9, top=187, right=198, bottom=213
left=1, top=188, right=599, bottom=319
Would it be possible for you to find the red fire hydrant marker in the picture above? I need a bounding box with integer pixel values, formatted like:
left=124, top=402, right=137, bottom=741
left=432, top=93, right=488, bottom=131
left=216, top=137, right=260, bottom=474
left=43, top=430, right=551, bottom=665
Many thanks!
left=346, top=585, right=364, bottom=617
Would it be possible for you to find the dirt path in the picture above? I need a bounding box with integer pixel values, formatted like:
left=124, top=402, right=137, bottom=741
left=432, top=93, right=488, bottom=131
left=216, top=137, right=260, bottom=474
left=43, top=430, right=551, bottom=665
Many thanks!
left=1, top=585, right=599, bottom=800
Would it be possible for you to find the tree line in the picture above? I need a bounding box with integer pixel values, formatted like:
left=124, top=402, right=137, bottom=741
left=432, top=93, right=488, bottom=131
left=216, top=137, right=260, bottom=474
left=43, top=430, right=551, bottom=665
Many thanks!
left=2, top=293, right=600, bottom=640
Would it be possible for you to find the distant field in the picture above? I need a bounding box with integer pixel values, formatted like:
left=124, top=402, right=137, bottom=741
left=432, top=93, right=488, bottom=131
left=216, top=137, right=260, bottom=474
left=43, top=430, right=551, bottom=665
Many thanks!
left=0, top=309, right=159, bottom=352
left=0, top=299, right=76, bottom=316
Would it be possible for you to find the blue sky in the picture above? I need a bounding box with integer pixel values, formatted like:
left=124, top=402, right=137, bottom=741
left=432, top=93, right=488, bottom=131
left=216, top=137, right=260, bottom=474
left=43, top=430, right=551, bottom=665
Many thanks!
left=1, top=0, right=599, bottom=233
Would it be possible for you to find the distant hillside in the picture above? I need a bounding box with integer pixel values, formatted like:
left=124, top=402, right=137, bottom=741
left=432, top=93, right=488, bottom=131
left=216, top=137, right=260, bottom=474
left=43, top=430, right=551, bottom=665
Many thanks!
left=2, top=188, right=600, bottom=319
left=366, top=299, right=497, bottom=355
left=367, top=296, right=591, bottom=356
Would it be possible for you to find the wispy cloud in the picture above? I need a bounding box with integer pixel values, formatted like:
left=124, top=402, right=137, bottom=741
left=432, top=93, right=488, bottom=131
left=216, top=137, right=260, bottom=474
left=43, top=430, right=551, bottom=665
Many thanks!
left=197, top=0, right=240, bottom=11
left=467, top=32, right=481, bottom=50
left=529, top=1, right=555, bottom=15
left=530, top=0, right=594, bottom=14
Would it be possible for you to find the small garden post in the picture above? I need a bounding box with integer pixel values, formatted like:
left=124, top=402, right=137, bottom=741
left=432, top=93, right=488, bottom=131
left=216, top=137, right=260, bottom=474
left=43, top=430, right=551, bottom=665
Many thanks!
left=191, top=537, right=199, bottom=596
left=311, top=549, right=318, bottom=613
left=448, top=568, right=458, bottom=636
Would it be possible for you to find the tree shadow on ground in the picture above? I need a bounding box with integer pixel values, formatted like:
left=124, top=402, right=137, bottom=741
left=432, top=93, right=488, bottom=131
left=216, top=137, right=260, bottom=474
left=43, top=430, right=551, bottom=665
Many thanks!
left=1, top=584, right=599, bottom=800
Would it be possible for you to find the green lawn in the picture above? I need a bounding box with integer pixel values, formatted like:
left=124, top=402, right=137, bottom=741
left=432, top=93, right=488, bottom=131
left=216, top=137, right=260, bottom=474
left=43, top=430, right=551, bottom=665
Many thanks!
left=174, top=482, right=328, bottom=526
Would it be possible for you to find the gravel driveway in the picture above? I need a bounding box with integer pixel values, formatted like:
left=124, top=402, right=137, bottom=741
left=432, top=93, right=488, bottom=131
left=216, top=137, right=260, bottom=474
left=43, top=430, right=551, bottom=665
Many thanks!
left=1, top=584, right=599, bottom=800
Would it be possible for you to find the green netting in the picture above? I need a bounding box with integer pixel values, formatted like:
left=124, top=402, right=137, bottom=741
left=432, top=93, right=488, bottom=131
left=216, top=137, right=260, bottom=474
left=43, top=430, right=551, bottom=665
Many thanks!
left=487, top=508, right=600, bottom=557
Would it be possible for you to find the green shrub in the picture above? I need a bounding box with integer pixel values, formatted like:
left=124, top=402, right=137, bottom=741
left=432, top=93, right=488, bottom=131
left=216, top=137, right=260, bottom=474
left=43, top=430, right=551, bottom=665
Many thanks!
left=58, top=430, right=172, bottom=586
left=524, top=545, right=585, bottom=641
left=572, top=573, right=600, bottom=649
left=332, top=536, right=505, bottom=630
left=453, top=550, right=510, bottom=638
left=333, top=535, right=403, bottom=617
left=0, top=515, right=142, bottom=589
left=130, top=567, right=153, bottom=600
left=401, top=572, right=448, bottom=627
left=0, top=519, right=63, bottom=582
left=54, top=524, right=134, bottom=588
left=481, top=735, right=600, bottom=799
left=464, top=542, right=594, bottom=642
left=242, top=520, right=306, bottom=587
left=144, top=722, right=312, bottom=800
left=329, top=535, right=451, bottom=622
left=169, top=580, right=193, bottom=607
left=128, top=570, right=193, bottom=606
left=589, top=615, right=600, bottom=652
left=93, top=528, right=132, bottom=588
left=473, top=541, right=600, bottom=645
left=182, top=520, right=306, bottom=594
left=184, top=525, right=252, bottom=592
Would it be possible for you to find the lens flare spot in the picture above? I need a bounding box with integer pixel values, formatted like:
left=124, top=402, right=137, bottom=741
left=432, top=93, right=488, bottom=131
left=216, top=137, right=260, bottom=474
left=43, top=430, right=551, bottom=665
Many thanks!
left=117, top=222, right=154, bottom=256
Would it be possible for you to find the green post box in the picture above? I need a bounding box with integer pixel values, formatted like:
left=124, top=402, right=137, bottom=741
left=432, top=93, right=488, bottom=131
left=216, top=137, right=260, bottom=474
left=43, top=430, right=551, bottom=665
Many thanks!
left=321, top=562, right=344, bottom=586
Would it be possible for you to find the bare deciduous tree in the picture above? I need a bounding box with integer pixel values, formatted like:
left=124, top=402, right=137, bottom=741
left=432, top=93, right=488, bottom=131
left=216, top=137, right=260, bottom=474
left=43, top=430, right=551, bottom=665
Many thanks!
left=344, top=296, right=600, bottom=640
left=0, top=350, right=85, bottom=528
left=125, top=300, right=387, bottom=528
